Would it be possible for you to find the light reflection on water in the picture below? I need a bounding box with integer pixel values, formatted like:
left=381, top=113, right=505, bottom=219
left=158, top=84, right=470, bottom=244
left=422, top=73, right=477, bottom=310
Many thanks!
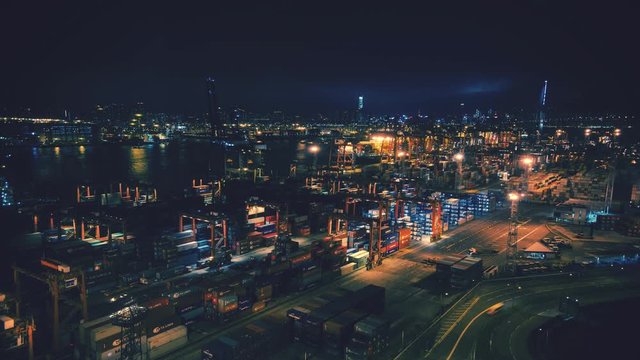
left=6, top=141, right=297, bottom=200
left=129, top=147, right=148, bottom=180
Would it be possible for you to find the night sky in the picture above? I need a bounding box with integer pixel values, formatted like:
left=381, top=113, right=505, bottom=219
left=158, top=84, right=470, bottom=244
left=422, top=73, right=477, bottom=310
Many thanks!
left=2, top=1, right=638, bottom=115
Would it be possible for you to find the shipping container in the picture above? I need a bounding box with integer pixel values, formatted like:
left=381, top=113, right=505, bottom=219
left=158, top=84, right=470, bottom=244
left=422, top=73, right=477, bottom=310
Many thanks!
left=147, top=325, right=187, bottom=349
left=0, top=315, right=15, bottom=330
left=346, top=315, right=390, bottom=359
left=90, top=324, right=121, bottom=344
left=146, top=306, right=181, bottom=336
left=299, top=266, right=322, bottom=289
left=180, top=307, right=205, bottom=322
left=340, top=262, right=356, bottom=276
left=217, top=294, right=239, bottom=314
left=323, top=310, right=368, bottom=355
left=289, top=250, right=313, bottom=267
left=254, top=283, right=273, bottom=301
left=144, top=297, right=170, bottom=309
left=287, top=297, right=328, bottom=341
left=147, top=325, right=188, bottom=359
left=203, top=317, right=285, bottom=360
left=348, top=250, right=369, bottom=269
left=78, top=315, right=112, bottom=349
left=96, top=335, right=148, bottom=360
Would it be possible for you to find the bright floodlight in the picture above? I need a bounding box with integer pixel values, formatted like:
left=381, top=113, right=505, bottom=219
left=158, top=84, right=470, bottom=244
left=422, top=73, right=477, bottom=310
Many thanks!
left=508, top=193, right=520, bottom=201
left=308, top=145, right=320, bottom=154
left=453, top=153, right=464, bottom=161
left=397, top=151, right=406, bottom=157
left=522, top=157, right=533, bottom=166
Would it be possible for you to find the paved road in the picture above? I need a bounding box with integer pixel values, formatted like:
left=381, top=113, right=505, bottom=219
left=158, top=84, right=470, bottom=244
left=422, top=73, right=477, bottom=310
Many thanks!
left=397, top=268, right=640, bottom=360
left=401, top=203, right=553, bottom=268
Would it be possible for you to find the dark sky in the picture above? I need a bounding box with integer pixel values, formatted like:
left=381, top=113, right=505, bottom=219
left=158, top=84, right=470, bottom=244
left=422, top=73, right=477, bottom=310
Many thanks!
left=2, top=0, right=638, bottom=116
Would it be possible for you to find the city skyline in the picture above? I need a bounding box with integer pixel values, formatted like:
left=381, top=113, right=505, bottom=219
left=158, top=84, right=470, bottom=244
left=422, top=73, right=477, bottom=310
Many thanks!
left=2, top=2, right=640, bottom=358
left=2, top=1, right=639, bottom=115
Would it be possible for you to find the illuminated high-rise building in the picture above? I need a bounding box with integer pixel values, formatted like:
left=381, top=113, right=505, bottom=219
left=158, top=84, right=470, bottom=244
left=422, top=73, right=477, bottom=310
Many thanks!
left=356, top=95, right=364, bottom=123
left=206, top=77, right=223, bottom=138
left=538, top=80, right=548, bottom=131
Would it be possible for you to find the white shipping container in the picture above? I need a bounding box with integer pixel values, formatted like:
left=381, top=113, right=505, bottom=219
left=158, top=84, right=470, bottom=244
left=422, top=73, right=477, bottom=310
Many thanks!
left=98, top=336, right=148, bottom=360
left=0, top=315, right=15, bottom=330
left=147, top=325, right=187, bottom=350
left=177, top=241, right=198, bottom=252
left=79, top=315, right=112, bottom=346
left=91, top=324, right=121, bottom=343
left=149, top=335, right=188, bottom=359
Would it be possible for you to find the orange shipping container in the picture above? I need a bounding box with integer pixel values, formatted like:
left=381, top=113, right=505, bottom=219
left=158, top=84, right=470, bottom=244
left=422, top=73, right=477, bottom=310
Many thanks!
left=398, top=228, right=411, bottom=241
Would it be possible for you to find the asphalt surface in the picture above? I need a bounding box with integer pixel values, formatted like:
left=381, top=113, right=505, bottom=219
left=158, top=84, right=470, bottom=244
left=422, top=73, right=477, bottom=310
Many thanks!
left=400, top=203, right=554, bottom=268
left=396, top=268, right=640, bottom=360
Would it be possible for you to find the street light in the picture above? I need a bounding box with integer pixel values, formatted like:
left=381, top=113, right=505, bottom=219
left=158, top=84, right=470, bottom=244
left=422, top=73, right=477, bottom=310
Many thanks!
left=507, top=192, right=520, bottom=273
left=308, top=145, right=320, bottom=171
left=454, top=153, right=464, bottom=190
left=521, top=157, right=533, bottom=167
left=520, top=157, right=533, bottom=193
left=308, top=145, right=320, bottom=154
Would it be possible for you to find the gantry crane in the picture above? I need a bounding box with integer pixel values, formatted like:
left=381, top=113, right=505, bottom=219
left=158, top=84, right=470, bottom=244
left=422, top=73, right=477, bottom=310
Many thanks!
left=13, top=263, right=88, bottom=353
left=179, top=212, right=228, bottom=262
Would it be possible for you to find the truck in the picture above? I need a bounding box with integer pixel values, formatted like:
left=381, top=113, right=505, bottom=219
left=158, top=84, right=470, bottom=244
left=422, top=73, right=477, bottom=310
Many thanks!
left=486, top=302, right=504, bottom=316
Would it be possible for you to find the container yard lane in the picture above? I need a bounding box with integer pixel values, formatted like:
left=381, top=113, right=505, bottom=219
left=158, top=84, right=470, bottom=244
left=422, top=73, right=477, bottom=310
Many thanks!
left=400, top=203, right=553, bottom=268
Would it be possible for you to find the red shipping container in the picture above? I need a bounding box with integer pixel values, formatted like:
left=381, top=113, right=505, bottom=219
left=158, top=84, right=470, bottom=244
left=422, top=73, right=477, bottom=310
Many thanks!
left=290, top=251, right=312, bottom=265
left=145, top=297, right=170, bottom=309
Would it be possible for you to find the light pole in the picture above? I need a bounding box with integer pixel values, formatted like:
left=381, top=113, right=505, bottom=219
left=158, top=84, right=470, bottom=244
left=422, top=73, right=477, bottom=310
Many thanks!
left=520, top=157, right=533, bottom=194
left=397, top=151, right=406, bottom=174
left=308, top=144, right=320, bottom=172
left=453, top=153, right=464, bottom=190
left=507, top=192, right=521, bottom=273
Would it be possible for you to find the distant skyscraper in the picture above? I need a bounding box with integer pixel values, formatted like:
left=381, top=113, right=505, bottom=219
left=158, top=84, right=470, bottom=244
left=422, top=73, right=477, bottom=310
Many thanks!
left=538, top=80, right=548, bottom=131
left=206, top=77, right=223, bottom=138
left=356, top=96, right=364, bottom=123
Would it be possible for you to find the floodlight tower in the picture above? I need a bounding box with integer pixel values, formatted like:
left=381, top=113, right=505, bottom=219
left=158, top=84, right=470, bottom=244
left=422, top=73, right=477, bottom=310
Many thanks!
left=397, top=151, right=406, bottom=174
left=453, top=153, right=464, bottom=190
left=506, top=192, right=521, bottom=273
left=308, top=144, right=320, bottom=172
left=521, top=157, right=533, bottom=194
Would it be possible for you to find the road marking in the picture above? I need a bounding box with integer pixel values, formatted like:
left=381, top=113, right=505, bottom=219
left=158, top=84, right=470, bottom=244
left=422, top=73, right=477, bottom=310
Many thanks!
left=394, top=283, right=481, bottom=360
left=445, top=304, right=496, bottom=360
left=497, top=223, right=544, bottom=254
left=434, top=297, right=479, bottom=346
